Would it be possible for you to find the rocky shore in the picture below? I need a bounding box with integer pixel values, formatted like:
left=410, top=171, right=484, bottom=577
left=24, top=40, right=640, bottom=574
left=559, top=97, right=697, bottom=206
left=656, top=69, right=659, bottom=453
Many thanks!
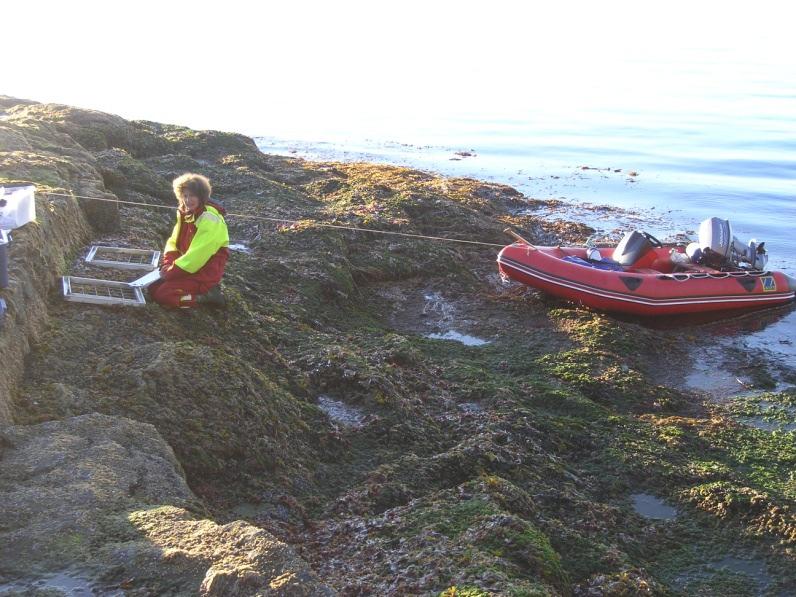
left=0, top=97, right=794, bottom=595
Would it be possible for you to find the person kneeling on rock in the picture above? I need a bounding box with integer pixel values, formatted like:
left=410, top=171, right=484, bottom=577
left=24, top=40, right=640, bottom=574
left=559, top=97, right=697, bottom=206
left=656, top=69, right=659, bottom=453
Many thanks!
left=149, top=173, right=229, bottom=308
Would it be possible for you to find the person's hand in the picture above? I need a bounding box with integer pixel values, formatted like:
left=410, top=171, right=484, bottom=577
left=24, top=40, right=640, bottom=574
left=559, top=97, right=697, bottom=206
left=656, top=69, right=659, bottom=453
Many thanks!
left=161, top=251, right=180, bottom=267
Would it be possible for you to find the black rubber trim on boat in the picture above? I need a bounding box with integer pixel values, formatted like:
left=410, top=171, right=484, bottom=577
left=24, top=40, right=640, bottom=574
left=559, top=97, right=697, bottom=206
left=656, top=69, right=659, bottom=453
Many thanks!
left=620, top=277, right=643, bottom=292
left=737, top=277, right=758, bottom=293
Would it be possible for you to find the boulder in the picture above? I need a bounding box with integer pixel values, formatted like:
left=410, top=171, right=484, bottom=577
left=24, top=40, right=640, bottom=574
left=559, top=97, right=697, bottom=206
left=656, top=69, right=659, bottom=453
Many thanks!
left=0, top=413, right=333, bottom=595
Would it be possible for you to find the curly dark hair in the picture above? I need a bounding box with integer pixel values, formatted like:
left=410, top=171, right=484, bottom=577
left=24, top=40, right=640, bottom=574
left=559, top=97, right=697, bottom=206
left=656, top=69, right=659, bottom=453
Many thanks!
left=172, top=173, right=212, bottom=208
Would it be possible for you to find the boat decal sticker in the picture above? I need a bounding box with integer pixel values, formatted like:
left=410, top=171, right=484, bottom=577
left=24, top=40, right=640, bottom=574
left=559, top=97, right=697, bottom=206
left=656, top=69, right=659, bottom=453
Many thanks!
left=761, top=276, right=777, bottom=292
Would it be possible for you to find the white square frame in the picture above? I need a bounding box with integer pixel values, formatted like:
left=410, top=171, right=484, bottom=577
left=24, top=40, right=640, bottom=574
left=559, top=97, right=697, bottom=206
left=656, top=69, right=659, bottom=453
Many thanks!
left=85, top=246, right=160, bottom=271
left=62, top=276, right=146, bottom=307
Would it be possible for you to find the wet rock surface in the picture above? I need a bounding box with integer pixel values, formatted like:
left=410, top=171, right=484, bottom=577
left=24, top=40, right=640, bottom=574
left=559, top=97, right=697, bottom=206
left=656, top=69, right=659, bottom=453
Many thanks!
left=317, top=395, right=369, bottom=429
left=1, top=96, right=795, bottom=594
left=0, top=413, right=195, bottom=577
left=0, top=414, right=330, bottom=595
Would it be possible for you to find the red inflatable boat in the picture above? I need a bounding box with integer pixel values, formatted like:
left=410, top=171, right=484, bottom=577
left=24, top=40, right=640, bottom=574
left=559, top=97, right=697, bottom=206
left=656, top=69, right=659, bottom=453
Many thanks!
left=497, top=233, right=796, bottom=317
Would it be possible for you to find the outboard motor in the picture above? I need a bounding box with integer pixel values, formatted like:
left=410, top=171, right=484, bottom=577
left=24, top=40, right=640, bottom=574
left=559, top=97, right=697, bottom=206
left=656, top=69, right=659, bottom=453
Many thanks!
left=697, top=217, right=768, bottom=270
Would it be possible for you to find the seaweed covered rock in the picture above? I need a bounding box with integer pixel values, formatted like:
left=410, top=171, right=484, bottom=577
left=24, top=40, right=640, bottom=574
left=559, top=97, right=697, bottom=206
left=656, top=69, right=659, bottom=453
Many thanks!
left=94, top=147, right=173, bottom=203
left=305, top=478, right=567, bottom=595
left=107, top=506, right=334, bottom=596
left=0, top=137, right=99, bottom=422
left=0, top=413, right=196, bottom=576
left=2, top=101, right=170, bottom=158
left=684, top=481, right=796, bottom=544
left=18, top=333, right=324, bottom=495
left=135, top=120, right=259, bottom=160
left=0, top=413, right=331, bottom=595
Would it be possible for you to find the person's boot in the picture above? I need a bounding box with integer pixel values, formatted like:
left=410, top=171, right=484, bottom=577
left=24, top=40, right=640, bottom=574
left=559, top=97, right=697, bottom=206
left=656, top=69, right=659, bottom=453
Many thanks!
left=196, top=285, right=226, bottom=307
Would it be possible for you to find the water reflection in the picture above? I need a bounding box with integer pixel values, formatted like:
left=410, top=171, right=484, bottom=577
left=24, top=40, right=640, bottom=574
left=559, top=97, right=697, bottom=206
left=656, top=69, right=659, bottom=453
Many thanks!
left=426, top=330, right=490, bottom=347
left=630, top=493, right=678, bottom=520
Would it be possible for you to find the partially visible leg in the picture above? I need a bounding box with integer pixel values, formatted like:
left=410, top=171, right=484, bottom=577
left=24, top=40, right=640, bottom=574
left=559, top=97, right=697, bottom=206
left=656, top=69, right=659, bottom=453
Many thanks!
left=149, top=278, right=205, bottom=308
left=195, top=284, right=226, bottom=306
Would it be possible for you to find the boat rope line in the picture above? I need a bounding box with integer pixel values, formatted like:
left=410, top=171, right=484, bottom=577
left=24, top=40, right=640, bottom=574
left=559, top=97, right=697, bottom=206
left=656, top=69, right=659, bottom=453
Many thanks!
left=40, top=190, right=506, bottom=249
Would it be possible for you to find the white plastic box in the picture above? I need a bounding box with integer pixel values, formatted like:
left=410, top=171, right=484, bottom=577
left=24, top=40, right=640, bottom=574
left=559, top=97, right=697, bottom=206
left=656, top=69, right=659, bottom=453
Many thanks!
left=0, top=185, right=36, bottom=230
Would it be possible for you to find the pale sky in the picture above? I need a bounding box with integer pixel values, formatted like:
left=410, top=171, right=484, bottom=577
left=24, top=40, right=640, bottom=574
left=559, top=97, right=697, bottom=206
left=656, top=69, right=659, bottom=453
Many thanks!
left=3, top=0, right=794, bottom=138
